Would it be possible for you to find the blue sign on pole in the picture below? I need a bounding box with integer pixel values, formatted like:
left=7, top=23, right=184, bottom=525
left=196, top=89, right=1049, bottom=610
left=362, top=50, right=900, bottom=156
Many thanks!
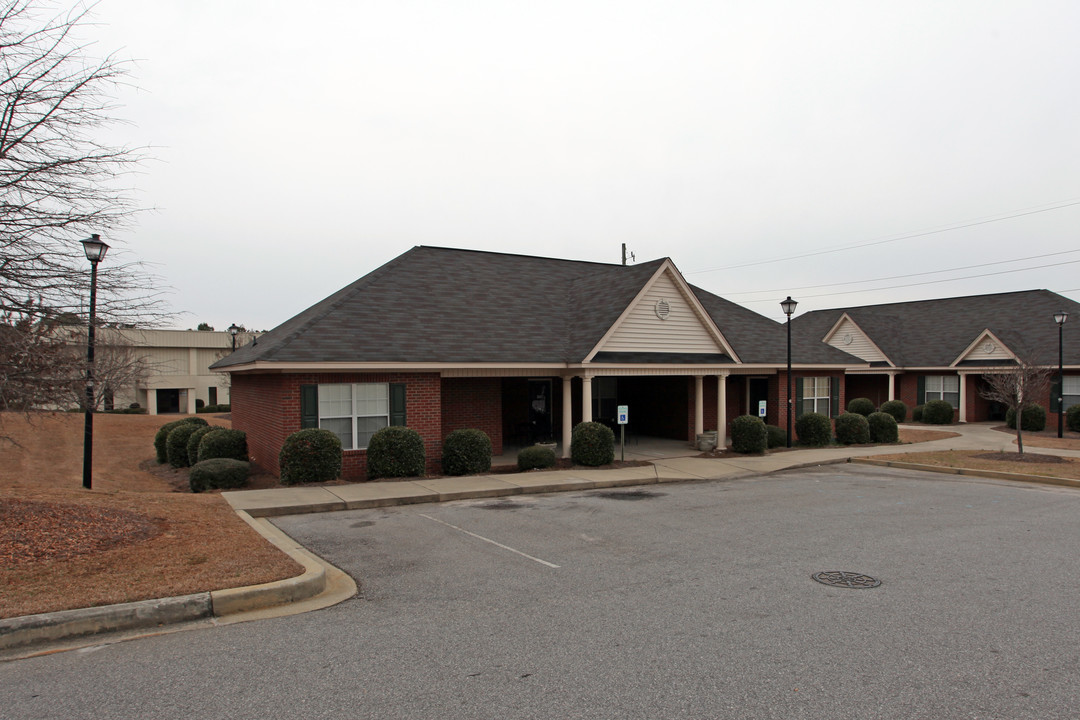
left=617, top=405, right=629, bottom=425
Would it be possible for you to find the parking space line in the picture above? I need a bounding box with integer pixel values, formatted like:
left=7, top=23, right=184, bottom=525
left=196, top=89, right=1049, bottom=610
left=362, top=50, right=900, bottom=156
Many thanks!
left=417, top=514, right=561, bottom=569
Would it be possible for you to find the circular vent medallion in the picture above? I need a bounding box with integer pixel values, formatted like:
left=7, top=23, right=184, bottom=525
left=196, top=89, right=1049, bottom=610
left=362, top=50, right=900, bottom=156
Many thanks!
left=654, top=298, right=671, bottom=320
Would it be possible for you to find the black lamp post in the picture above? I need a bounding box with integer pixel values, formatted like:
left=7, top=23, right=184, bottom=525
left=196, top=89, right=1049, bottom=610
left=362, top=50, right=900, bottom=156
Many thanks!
left=228, top=323, right=240, bottom=351
left=1055, top=311, right=1068, bottom=438
left=781, top=296, right=798, bottom=448
left=81, top=234, right=109, bottom=490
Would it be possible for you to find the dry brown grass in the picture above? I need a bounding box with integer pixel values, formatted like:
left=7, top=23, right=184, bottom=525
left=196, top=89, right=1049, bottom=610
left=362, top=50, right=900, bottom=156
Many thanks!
left=873, top=449, right=1080, bottom=480
left=0, top=412, right=302, bottom=619
left=897, top=428, right=961, bottom=444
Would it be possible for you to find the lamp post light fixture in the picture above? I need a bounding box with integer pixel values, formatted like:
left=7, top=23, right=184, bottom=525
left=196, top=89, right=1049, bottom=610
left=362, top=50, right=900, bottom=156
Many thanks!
left=781, top=296, right=798, bottom=448
left=1055, top=311, right=1068, bottom=438
left=80, top=234, right=110, bottom=490
left=228, top=323, right=241, bottom=351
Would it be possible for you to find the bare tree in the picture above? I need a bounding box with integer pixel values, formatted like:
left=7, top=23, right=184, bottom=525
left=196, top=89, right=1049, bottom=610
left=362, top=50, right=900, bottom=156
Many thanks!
left=0, top=1, right=166, bottom=416
left=979, top=355, right=1053, bottom=454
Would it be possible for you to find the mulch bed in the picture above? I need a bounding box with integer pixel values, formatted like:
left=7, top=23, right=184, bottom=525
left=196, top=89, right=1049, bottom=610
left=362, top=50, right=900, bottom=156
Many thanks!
left=975, top=452, right=1068, bottom=464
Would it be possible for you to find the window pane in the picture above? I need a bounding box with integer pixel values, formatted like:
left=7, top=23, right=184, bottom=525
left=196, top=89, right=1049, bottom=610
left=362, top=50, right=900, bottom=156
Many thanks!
left=320, top=417, right=353, bottom=450
left=925, top=376, right=942, bottom=393
left=944, top=392, right=959, bottom=409
left=355, top=383, right=388, bottom=417
left=357, top=416, right=388, bottom=449
left=319, top=384, right=352, bottom=418
left=1063, top=377, right=1080, bottom=394
left=943, top=376, right=959, bottom=392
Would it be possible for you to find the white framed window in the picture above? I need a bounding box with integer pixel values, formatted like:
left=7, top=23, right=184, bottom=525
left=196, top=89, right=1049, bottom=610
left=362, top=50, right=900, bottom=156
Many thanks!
left=925, top=375, right=959, bottom=408
left=1063, top=376, right=1080, bottom=411
left=318, top=383, right=389, bottom=450
left=802, top=377, right=831, bottom=416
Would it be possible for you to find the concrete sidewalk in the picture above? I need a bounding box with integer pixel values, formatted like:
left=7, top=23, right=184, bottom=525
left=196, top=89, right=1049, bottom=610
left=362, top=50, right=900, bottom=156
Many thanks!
left=5, top=422, right=1076, bottom=658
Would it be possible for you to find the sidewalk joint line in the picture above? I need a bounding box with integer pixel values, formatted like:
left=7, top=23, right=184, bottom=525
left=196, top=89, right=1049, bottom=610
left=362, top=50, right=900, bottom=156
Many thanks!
left=418, top=514, right=561, bottom=568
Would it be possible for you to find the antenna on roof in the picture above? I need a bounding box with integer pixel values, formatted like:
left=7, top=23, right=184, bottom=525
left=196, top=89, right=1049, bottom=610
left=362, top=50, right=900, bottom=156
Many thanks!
left=621, top=243, right=635, bottom=266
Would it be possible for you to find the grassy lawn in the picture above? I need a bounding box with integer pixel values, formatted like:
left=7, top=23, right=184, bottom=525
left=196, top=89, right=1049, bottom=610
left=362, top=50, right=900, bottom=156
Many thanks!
left=0, top=412, right=302, bottom=619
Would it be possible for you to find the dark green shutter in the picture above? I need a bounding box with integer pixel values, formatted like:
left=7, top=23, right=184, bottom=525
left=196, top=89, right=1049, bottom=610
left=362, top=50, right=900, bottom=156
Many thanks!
left=916, top=376, right=926, bottom=405
left=1050, top=378, right=1062, bottom=413
left=795, top=377, right=804, bottom=419
left=300, top=384, right=318, bottom=429
left=830, top=377, right=840, bottom=418
left=390, top=383, right=407, bottom=426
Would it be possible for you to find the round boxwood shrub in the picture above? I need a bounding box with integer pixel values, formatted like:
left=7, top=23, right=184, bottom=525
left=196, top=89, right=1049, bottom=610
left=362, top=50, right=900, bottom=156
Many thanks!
left=912, top=404, right=924, bottom=422
left=153, top=417, right=208, bottom=463
left=367, top=426, right=426, bottom=479
left=846, top=397, right=875, bottom=417
left=879, top=400, right=907, bottom=424
left=1005, top=403, right=1047, bottom=432
left=518, top=445, right=557, bottom=471
left=795, top=412, right=832, bottom=447
left=166, top=423, right=203, bottom=468
left=441, top=428, right=492, bottom=476
left=766, top=424, right=787, bottom=449
left=571, top=421, right=615, bottom=466
left=835, top=412, right=870, bottom=445
left=186, top=425, right=217, bottom=466
left=279, top=428, right=343, bottom=485
left=921, top=399, right=955, bottom=425
left=731, top=415, right=767, bottom=453
left=197, top=428, right=248, bottom=462
left=189, top=458, right=250, bottom=493
left=867, top=411, right=899, bottom=443
left=1067, top=404, right=1080, bottom=432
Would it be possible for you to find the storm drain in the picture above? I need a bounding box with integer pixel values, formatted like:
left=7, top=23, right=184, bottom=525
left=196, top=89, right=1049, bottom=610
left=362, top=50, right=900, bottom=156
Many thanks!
left=811, top=571, right=881, bottom=589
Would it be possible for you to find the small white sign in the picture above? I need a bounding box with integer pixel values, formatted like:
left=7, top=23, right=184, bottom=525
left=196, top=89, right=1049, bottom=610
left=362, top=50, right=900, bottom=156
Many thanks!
left=617, top=405, right=629, bottom=424
left=758, top=400, right=767, bottom=417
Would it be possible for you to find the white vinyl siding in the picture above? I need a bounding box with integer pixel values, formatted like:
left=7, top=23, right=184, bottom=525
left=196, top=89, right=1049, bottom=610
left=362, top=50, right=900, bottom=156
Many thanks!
left=1064, top=376, right=1080, bottom=411
left=600, top=272, right=724, bottom=354
left=826, top=317, right=887, bottom=362
left=802, top=377, right=831, bottom=415
left=318, top=383, right=389, bottom=450
left=925, top=375, right=959, bottom=408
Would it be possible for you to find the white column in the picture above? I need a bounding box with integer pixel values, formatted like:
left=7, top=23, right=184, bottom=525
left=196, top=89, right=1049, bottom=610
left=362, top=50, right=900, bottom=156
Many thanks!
left=562, top=376, right=573, bottom=459
left=717, top=373, right=728, bottom=446
left=147, top=388, right=158, bottom=416
left=582, top=376, right=593, bottom=423
left=888, top=372, right=897, bottom=401
left=958, top=372, right=967, bottom=423
left=694, top=375, right=704, bottom=439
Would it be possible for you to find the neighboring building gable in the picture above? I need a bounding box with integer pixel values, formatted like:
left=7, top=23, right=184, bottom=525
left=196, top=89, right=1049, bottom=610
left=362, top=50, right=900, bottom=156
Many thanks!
left=590, top=266, right=731, bottom=358
left=953, top=330, right=1015, bottom=366
left=822, top=314, right=891, bottom=364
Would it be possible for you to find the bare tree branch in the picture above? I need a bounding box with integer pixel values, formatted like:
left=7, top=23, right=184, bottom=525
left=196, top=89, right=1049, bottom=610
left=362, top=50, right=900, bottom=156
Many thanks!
left=978, top=353, right=1053, bottom=454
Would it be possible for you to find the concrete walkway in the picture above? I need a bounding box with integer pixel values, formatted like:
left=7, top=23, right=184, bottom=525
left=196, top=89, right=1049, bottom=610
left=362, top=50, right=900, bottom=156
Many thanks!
left=4, top=422, right=1076, bottom=658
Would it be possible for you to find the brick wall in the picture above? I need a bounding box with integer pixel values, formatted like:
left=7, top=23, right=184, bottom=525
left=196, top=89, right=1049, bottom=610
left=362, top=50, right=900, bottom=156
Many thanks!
left=231, top=371, right=442, bottom=480
left=441, top=377, right=503, bottom=454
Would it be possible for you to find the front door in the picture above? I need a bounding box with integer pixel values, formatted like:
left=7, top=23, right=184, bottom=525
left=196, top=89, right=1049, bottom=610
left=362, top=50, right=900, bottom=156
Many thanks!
left=528, top=379, right=553, bottom=443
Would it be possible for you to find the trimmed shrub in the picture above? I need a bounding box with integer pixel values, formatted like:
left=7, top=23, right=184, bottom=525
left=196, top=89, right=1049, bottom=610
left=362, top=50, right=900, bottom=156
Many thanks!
left=195, top=398, right=205, bottom=410
left=1005, top=404, right=1047, bottom=432
left=912, top=404, right=924, bottom=423
left=167, top=423, right=203, bottom=468
left=1067, top=404, right=1080, bottom=432
left=186, top=425, right=217, bottom=466
left=441, top=429, right=492, bottom=476
left=571, top=421, right=615, bottom=466
left=518, top=445, right=557, bottom=471
left=367, top=426, right=426, bottom=479
left=197, top=428, right=248, bottom=462
left=868, top=412, right=899, bottom=443
left=879, top=400, right=907, bottom=423
left=153, top=417, right=207, bottom=463
left=766, top=424, right=787, bottom=449
left=847, top=397, right=875, bottom=417
left=795, top=412, right=832, bottom=447
left=189, top=458, right=250, bottom=492
left=835, top=412, right=870, bottom=445
left=922, top=399, right=955, bottom=425
left=731, top=415, right=767, bottom=454
left=279, top=428, right=343, bottom=485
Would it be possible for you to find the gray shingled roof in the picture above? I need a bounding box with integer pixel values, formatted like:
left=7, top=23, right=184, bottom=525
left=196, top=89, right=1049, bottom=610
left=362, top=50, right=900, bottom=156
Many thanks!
left=212, top=246, right=860, bottom=369
left=792, top=290, right=1080, bottom=367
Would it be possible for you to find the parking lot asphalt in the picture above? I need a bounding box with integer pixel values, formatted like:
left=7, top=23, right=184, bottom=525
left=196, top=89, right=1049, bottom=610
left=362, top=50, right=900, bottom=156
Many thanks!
left=5, top=464, right=1076, bottom=719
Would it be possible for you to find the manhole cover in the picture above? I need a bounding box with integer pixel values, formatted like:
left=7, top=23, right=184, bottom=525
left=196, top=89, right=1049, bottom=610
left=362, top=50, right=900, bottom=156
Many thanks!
left=812, top=571, right=881, bottom=589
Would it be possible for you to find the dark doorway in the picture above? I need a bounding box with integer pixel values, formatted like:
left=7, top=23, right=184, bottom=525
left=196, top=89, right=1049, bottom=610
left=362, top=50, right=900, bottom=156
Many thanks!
left=748, top=378, right=769, bottom=418
left=528, top=379, right=553, bottom=443
left=156, top=389, right=181, bottom=414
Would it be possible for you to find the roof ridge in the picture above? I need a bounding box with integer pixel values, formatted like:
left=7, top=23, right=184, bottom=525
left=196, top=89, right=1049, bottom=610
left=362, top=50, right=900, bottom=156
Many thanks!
left=417, top=244, right=656, bottom=269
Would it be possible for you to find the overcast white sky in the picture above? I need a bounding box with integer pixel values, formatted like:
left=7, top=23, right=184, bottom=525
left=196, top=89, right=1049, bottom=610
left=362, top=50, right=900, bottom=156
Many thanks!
left=88, top=0, right=1080, bottom=330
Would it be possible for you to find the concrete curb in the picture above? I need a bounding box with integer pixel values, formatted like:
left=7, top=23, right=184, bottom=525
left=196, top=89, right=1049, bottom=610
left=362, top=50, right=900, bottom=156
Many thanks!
left=851, top=457, right=1080, bottom=489
left=0, top=511, right=338, bottom=654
